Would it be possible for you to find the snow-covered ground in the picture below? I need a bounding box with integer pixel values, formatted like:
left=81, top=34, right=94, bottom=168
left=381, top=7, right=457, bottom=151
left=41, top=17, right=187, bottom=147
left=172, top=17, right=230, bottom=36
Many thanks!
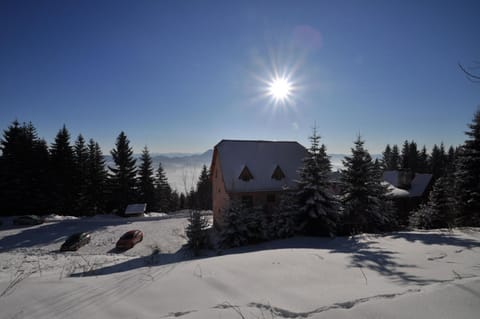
left=1, top=213, right=479, bottom=319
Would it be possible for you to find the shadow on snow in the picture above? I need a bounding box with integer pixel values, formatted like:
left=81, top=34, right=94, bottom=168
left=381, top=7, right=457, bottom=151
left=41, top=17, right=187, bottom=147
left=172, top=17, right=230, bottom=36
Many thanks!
left=70, top=229, right=480, bottom=286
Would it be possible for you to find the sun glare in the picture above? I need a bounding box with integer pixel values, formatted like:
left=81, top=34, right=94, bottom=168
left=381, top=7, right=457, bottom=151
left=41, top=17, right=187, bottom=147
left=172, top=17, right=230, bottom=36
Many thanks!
left=268, top=77, right=292, bottom=102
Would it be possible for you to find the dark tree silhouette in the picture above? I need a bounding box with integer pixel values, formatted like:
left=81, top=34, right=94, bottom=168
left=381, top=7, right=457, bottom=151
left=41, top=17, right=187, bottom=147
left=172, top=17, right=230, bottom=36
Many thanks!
left=137, top=146, right=156, bottom=211
left=50, top=125, right=76, bottom=215
left=455, top=110, right=480, bottom=226
left=108, top=132, right=137, bottom=213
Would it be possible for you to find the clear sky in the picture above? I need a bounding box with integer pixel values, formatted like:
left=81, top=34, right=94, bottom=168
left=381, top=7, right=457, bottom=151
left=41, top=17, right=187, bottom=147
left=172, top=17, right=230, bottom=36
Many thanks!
left=1, top=0, right=479, bottom=154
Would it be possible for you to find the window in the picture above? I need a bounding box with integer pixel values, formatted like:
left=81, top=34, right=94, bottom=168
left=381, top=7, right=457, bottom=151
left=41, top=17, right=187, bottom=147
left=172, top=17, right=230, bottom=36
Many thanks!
left=271, top=165, right=285, bottom=180
left=239, top=165, right=254, bottom=181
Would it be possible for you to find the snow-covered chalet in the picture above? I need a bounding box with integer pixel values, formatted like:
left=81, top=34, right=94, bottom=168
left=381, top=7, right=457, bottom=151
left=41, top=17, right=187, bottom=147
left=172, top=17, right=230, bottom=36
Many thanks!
left=210, top=140, right=307, bottom=229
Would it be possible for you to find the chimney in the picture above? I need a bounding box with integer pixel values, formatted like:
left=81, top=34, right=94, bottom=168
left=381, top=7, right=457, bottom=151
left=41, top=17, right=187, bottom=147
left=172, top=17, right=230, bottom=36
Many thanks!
left=398, top=170, right=414, bottom=189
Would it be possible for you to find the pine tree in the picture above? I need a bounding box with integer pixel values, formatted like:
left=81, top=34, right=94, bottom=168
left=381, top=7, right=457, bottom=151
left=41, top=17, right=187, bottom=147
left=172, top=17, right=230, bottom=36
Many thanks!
left=108, top=132, right=137, bottom=213
left=196, top=165, right=212, bottom=210
left=418, top=145, right=429, bottom=173
left=296, top=128, right=340, bottom=236
left=340, top=136, right=391, bottom=234
left=73, top=134, right=89, bottom=214
left=430, top=143, right=447, bottom=180
left=382, top=144, right=392, bottom=170
left=155, top=162, right=172, bottom=212
left=137, top=146, right=156, bottom=211
left=446, top=146, right=457, bottom=175
left=390, top=144, right=400, bottom=170
left=400, top=140, right=410, bottom=170
left=455, top=110, right=480, bottom=226
left=407, top=141, right=419, bottom=172
left=50, top=125, right=76, bottom=215
left=185, top=210, right=210, bottom=255
left=0, top=121, right=50, bottom=214
left=409, top=177, right=456, bottom=229
left=85, top=139, right=107, bottom=214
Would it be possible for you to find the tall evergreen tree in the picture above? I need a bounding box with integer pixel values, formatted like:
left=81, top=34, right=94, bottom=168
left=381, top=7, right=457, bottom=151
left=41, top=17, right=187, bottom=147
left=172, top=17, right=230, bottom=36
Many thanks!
left=73, top=134, right=89, bottom=214
left=85, top=139, right=107, bottom=214
left=455, top=110, right=480, bottom=226
left=382, top=144, right=393, bottom=170
left=407, top=141, right=419, bottom=172
left=0, top=121, right=50, bottom=214
left=296, top=127, right=340, bottom=236
left=409, top=177, right=456, bottom=229
left=430, top=143, right=447, bottom=179
left=50, top=125, right=76, bottom=215
left=418, top=145, right=429, bottom=173
left=137, top=146, right=156, bottom=211
left=196, top=165, right=212, bottom=210
left=340, top=136, right=392, bottom=234
left=155, top=162, right=172, bottom=212
left=446, top=145, right=457, bottom=175
left=390, top=144, right=400, bottom=170
left=108, top=131, right=137, bottom=213
left=400, top=140, right=410, bottom=170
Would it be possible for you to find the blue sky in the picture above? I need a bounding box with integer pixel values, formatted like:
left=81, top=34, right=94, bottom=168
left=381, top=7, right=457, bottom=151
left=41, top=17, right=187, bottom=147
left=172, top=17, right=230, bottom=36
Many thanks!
left=1, top=0, right=479, bottom=154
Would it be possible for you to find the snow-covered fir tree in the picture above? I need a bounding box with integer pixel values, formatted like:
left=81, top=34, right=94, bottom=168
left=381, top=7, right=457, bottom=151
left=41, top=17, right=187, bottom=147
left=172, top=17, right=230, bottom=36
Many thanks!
left=296, top=127, right=340, bottom=236
left=455, top=110, right=480, bottom=226
left=185, top=210, right=209, bottom=255
left=340, top=136, right=392, bottom=234
left=219, top=201, right=250, bottom=248
left=268, top=189, right=299, bottom=239
left=409, top=176, right=456, bottom=229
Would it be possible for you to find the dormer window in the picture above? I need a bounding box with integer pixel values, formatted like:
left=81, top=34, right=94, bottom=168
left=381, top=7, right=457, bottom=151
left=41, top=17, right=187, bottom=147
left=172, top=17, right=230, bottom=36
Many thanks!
left=239, top=165, right=254, bottom=181
left=271, top=165, right=285, bottom=180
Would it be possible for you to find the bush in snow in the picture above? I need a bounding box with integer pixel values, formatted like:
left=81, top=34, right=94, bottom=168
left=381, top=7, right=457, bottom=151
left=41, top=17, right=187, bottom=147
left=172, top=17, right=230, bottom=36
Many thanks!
left=268, top=190, right=299, bottom=239
left=410, top=177, right=456, bottom=229
left=340, top=136, right=393, bottom=234
left=185, top=210, right=210, bottom=255
left=296, top=127, right=340, bottom=236
left=219, top=201, right=269, bottom=248
left=219, top=201, right=250, bottom=248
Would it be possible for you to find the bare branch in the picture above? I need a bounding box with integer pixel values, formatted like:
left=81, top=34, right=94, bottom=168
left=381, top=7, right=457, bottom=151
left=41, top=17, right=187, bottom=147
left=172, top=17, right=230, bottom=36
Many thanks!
left=458, top=62, right=480, bottom=82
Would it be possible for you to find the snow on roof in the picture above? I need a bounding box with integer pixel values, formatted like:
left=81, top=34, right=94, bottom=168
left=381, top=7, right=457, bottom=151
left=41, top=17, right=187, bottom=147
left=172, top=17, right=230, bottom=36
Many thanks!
left=383, top=170, right=432, bottom=197
left=214, top=140, right=308, bottom=193
left=124, top=203, right=147, bottom=215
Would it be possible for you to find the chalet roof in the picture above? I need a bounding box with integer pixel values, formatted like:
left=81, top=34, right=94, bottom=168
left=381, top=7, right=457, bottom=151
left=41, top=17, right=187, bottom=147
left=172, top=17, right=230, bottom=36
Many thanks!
left=383, top=170, right=432, bottom=198
left=214, top=140, right=308, bottom=193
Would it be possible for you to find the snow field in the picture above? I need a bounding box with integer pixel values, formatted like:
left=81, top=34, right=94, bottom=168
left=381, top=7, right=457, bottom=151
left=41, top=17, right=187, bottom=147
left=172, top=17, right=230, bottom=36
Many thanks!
left=1, top=214, right=479, bottom=318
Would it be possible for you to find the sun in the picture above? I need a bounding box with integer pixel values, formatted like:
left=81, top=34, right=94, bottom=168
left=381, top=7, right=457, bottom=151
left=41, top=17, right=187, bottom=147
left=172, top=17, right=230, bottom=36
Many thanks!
left=268, top=77, right=292, bottom=102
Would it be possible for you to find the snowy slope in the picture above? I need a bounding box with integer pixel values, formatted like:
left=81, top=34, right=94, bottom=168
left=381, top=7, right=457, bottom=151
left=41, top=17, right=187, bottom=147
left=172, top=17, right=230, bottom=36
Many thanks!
left=1, top=214, right=479, bottom=319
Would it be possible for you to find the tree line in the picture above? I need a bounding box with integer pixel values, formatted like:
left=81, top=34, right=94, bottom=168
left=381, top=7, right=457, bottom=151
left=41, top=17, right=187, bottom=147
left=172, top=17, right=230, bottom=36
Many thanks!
left=218, top=110, right=480, bottom=248
left=0, top=121, right=212, bottom=216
